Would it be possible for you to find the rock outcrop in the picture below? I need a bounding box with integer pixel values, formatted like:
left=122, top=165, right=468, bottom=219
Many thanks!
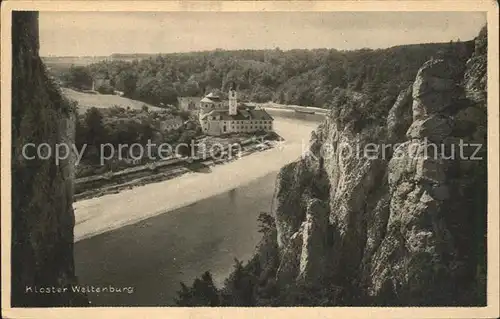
left=271, top=28, right=487, bottom=306
left=11, top=12, right=87, bottom=306
left=387, top=85, right=413, bottom=143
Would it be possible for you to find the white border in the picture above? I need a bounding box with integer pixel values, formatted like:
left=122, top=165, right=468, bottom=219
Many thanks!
left=1, top=1, right=499, bottom=318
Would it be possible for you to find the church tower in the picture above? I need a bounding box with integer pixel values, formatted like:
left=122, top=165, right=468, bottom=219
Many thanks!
left=228, top=82, right=237, bottom=115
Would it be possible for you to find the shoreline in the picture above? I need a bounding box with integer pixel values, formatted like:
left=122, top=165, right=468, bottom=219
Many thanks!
left=259, top=102, right=329, bottom=115
left=74, top=141, right=297, bottom=242
left=73, top=140, right=271, bottom=202
left=74, top=172, right=279, bottom=306
left=73, top=116, right=321, bottom=242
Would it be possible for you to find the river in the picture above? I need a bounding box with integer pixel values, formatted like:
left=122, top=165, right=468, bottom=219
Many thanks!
left=73, top=108, right=324, bottom=306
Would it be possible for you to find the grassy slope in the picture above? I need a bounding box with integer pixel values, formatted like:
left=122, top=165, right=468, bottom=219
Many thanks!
left=62, top=88, right=164, bottom=114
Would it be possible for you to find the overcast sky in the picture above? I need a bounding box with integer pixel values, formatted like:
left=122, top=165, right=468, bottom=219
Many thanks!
left=39, top=11, right=486, bottom=57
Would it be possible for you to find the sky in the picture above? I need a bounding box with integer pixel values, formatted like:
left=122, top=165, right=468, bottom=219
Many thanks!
left=38, top=11, right=487, bottom=57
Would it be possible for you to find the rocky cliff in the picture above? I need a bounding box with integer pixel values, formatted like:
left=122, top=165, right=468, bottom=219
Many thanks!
left=11, top=12, right=87, bottom=306
left=271, top=28, right=487, bottom=306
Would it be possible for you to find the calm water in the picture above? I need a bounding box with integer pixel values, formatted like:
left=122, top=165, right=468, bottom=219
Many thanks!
left=265, top=108, right=326, bottom=123
left=74, top=109, right=323, bottom=306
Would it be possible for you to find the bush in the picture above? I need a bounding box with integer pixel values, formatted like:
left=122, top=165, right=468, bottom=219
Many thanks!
left=62, top=65, right=93, bottom=90
left=96, top=83, right=114, bottom=95
left=175, top=271, right=220, bottom=306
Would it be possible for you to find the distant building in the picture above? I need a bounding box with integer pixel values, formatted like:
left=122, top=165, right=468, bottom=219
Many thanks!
left=199, top=83, right=274, bottom=136
left=178, top=97, right=202, bottom=112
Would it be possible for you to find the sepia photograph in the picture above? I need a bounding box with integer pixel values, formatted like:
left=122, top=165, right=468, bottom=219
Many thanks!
left=1, top=1, right=499, bottom=318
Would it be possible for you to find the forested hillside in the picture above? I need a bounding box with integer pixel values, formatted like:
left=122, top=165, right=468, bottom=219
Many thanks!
left=51, top=41, right=472, bottom=108
left=174, top=26, right=487, bottom=307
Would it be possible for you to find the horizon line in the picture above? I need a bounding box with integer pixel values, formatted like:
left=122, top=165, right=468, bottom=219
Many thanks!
left=40, top=37, right=478, bottom=58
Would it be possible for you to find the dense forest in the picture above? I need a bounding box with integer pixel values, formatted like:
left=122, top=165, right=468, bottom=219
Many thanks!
left=53, top=41, right=472, bottom=109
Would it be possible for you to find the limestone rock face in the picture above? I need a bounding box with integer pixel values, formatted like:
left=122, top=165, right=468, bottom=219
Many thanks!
left=464, top=27, right=487, bottom=105
left=406, top=115, right=452, bottom=143
left=297, top=198, right=329, bottom=283
left=271, top=30, right=487, bottom=306
left=272, top=160, right=313, bottom=249
left=276, top=226, right=304, bottom=283
left=411, top=59, right=464, bottom=119
left=11, top=12, right=87, bottom=306
left=387, top=85, right=413, bottom=143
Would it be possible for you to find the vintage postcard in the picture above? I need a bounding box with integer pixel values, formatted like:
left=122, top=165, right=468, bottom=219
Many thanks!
left=1, top=1, right=499, bottom=318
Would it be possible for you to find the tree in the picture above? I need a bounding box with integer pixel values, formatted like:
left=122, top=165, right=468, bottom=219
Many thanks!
left=177, top=129, right=197, bottom=157
left=96, top=83, right=114, bottom=95
left=84, top=107, right=107, bottom=162
left=57, top=41, right=464, bottom=112
left=175, top=271, right=220, bottom=306
left=257, top=212, right=275, bottom=235
left=157, top=85, right=178, bottom=106
left=114, top=71, right=138, bottom=97
left=137, top=121, right=154, bottom=145
left=177, top=110, right=191, bottom=121
left=221, top=259, right=257, bottom=306
left=183, top=80, right=200, bottom=96
left=75, top=114, right=88, bottom=150
left=63, top=65, right=93, bottom=90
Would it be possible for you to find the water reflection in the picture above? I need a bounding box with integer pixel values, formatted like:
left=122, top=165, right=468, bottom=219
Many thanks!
left=265, top=108, right=326, bottom=123
left=228, top=188, right=236, bottom=205
left=75, top=173, right=277, bottom=306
